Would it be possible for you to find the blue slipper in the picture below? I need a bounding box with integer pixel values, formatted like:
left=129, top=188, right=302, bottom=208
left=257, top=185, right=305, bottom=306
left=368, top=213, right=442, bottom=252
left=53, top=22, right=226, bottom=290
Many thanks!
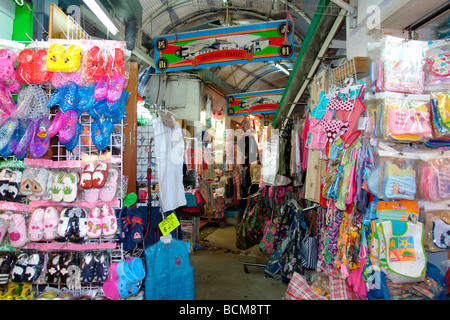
left=91, top=118, right=114, bottom=151
left=0, top=117, right=19, bottom=151
left=47, top=85, right=67, bottom=109
left=116, top=258, right=145, bottom=298
left=60, top=81, right=78, bottom=113
left=117, top=207, right=135, bottom=251
left=0, top=119, right=23, bottom=157
left=128, top=258, right=145, bottom=295
left=78, top=83, right=96, bottom=112
left=110, top=90, right=129, bottom=124
left=61, top=121, right=82, bottom=151
left=14, top=118, right=34, bottom=158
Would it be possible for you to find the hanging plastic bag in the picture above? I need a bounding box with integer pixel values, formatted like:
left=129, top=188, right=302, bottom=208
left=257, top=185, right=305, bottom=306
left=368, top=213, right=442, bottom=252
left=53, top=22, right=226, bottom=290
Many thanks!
left=382, top=92, right=432, bottom=142
left=381, top=36, right=427, bottom=94
left=377, top=149, right=420, bottom=201
left=423, top=201, right=450, bottom=252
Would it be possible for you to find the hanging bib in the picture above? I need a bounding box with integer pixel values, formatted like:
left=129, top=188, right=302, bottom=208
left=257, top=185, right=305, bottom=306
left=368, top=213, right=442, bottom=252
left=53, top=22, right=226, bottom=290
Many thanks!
left=379, top=220, right=426, bottom=283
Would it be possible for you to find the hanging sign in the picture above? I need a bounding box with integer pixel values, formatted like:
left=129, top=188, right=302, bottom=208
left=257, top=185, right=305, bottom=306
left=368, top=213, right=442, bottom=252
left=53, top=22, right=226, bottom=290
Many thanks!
left=158, top=212, right=181, bottom=236
left=154, top=20, right=294, bottom=73
left=226, top=88, right=284, bottom=116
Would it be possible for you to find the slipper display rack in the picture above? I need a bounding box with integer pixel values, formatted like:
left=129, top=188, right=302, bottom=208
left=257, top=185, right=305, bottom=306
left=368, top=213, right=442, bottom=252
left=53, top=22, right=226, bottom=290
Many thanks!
left=0, top=38, right=129, bottom=299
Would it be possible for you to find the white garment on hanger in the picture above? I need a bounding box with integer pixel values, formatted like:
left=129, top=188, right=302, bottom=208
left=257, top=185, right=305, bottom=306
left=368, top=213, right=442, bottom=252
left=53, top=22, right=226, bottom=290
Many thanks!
left=152, top=116, right=187, bottom=212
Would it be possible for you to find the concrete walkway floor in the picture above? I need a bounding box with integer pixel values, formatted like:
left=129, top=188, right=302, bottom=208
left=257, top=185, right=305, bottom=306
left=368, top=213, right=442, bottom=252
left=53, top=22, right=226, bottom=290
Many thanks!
left=191, top=225, right=288, bottom=300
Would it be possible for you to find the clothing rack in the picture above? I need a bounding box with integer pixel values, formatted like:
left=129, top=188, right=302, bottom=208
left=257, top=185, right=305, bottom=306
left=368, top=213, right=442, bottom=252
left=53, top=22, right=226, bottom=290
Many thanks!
left=242, top=203, right=320, bottom=277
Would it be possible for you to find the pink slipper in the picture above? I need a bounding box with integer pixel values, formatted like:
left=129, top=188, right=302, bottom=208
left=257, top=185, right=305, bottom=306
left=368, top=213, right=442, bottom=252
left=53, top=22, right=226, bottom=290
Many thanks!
left=48, top=111, right=67, bottom=138
left=102, top=262, right=120, bottom=300
left=107, top=74, right=126, bottom=104
left=84, top=187, right=100, bottom=203
left=58, top=110, right=78, bottom=143
left=101, top=205, right=117, bottom=237
left=8, top=213, right=27, bottom=248
left=27, top=208, right=45, bottom=241
left=99, top=168, right=119, bottom=202
left=92, top=162, right=108, bottom=188
left=43, top=207, right=60, bottom=241
left=87, top=207, right=103, bottom=239
left=94, top=76, right=109, bottom=100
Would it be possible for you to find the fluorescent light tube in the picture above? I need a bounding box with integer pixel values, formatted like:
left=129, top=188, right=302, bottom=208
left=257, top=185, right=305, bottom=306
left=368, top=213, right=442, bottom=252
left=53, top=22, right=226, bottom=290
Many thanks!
left=83, top=0, right=119, bottom=35
left=275, top=63, right=290, bottom=75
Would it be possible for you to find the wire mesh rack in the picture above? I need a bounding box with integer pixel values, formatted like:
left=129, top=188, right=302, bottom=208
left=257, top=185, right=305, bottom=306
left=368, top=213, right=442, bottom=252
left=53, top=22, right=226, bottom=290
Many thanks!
left=0, top=35, right=128, bottom=298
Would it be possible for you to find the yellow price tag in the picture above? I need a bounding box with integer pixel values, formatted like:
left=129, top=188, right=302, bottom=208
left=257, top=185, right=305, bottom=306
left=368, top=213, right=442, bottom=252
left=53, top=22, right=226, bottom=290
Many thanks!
left=158, top=212, right=180, bottom=236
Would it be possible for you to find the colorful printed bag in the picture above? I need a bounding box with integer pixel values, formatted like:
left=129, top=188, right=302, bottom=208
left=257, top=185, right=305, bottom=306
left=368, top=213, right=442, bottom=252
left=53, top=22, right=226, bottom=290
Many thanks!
left=236, top=196, right=269, bottom=250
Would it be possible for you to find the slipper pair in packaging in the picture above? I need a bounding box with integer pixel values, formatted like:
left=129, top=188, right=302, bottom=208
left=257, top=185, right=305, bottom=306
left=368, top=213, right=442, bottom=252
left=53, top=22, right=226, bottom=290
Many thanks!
left=79, top=250, right=111, bottom=284
left=103, top=256, right=145, bottom=300
left=94, top=74, right=126, bottom=104
left=81, top=162, right=118, bottom=203
left=1, top=115, right=53, bottom=160
left=85, top=47, right=125, bottom=81
left=11, top=251, right=46, bottom=283
left=27, top=207, right=60, bottom=242
left=56, top=207, right=87, bottom=243
left=0, top=168, right=23, bottom=202
left=117, top=206, right=148, bottom=251
left=86, top=205, right=118, bottom=239
left=19, top=167, right=71, bottom=202
left=46, top=251, right=85, bottom=287
left=14, top=85, right=49, bottom=120
left=0, top=212, right=28, bottom=248
left=50, top=171, right=79, bottom=203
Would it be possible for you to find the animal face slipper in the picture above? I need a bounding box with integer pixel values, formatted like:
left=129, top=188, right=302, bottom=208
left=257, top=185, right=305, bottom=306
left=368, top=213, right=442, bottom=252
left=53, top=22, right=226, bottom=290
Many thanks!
left=92, top=162, right=108, bottom=188
left=80, top=162, right=95, bottom=189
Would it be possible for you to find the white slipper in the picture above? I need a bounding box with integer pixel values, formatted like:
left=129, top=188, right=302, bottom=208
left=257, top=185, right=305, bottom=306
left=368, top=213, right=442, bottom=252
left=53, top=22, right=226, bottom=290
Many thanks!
left=41, top=170, right=54, bottom=201
left=51, top=172, right=65, bottom=202
left=62, top=172, right=78, bottom=203
left=32, top=168, right=50, bottom=198
left=19, top=167, right=36, bottom=196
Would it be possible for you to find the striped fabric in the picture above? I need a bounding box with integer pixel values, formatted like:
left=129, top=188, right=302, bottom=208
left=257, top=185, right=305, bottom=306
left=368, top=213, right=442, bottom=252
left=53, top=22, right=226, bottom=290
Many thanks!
left=283, top=272, right=328, bottom=300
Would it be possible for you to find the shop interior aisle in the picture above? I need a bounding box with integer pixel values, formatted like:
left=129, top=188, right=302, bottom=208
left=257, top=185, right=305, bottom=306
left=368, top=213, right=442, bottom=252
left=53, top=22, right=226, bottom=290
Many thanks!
left=192, top=225, right=288, bottom=300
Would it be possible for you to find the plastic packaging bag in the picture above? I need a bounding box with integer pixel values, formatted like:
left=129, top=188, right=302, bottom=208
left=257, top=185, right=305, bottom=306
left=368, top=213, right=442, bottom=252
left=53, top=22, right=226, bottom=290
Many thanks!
left=425, top=40, right=450, bottom=91
left=381, top=36, right=427, bottom=94
left=423, top=201, right=450, bottom=252
left=377, top=149, right=420, bottom=201
left=382, top=92, right=432, bottom=142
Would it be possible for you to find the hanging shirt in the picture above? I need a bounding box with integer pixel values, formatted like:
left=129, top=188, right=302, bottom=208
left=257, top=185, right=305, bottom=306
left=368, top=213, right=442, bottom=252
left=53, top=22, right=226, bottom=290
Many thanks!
left=152, top=116, right=187, bottom=212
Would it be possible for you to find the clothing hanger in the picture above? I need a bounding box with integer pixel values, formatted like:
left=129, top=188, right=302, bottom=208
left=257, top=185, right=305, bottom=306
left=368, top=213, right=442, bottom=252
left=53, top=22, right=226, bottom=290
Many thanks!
left=160, top=233, right=172, bottom=244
